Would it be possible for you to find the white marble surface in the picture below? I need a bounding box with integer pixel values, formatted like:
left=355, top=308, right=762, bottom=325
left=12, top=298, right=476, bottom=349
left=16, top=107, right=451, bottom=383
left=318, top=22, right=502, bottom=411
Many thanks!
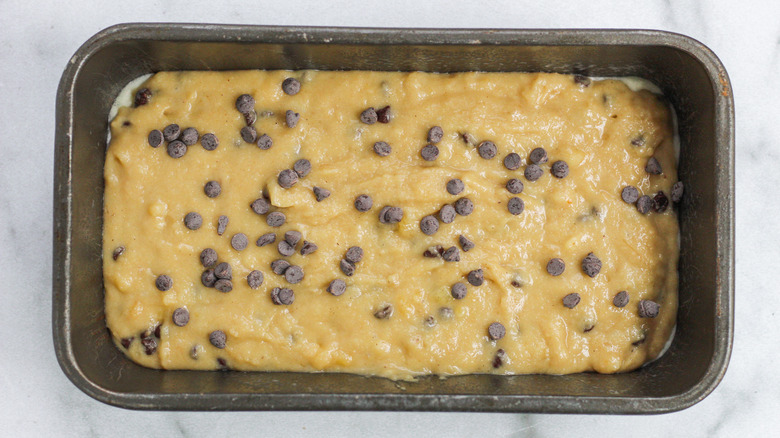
left=0, top=0, right=777, bottom=436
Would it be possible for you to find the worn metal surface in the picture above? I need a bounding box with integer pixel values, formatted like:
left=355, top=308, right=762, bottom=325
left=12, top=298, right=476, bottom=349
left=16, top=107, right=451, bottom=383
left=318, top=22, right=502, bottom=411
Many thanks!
left=53, top=23, right=734, bottom=413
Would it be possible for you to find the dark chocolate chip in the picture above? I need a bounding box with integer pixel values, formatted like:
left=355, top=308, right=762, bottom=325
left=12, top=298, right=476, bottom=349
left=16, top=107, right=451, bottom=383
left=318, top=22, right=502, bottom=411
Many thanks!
left=148, top=130, right=163, bottom=148
left=546, top=258, right=565, bottom=276
left=439, top=307, right=454, bottom=319
left=420, top=215, right=440, bottom=235
left=638, top=300, right=660, bottom=318
left=217, top=215, right=229, bottom=236
left=200, top=133, right=219, bottom=151
left=235, top=94, right=255, bottom=114
left=360, top=107, right=378, bottom=124
left=167, top=140, right=187, bottom=158
left=653, top=191, right=669, bottom=213
left=256, top=133, right=273, bottom=150
left=524, top=164, right=543, bottom=181
left=163, top=124, right=180, bottom=141
left=284, top=265, right=304, bottom=284
left=574, top=74, right=591, bottom=87
left=613, top=291, right=629, bottom=308
left=134, top=88, right=152, bottom=107
left=247, top=270, right=264, bottom=289
left=293, top=159, right=311, bottom=178
left=442, top=246, right=460, bottom=262
left=256, top=233, right=276, bottom=247
left=427, top=126, right=444, bottom=143
left=424, top=316, right=437, bottom=328
left=439, top=205, right=456, bottom=224
left=478, top=141, right=497, bottom=159
left=345, top=246, right=363, bottom=263
left=282, top=77, right=301, bottom=95
left=112, top=246, right=125, bottom=261
left=153, top=323, right=161, bottom=339
left=271, top=259, right=291, bottom=275
left=421, top=144, right=439, bottom=161
left=354, top=194, right=373, bottom=212
left=313, top=186, right=330, bottom=202
left=374, top=304, right=393, bottom=319
left=507, top=197, right=525, bottom=215
left=184, top=212, right=202, bottom=230
left=327, top=279, right=346, bottom=296
left=511, top=279, right=522, bottom=288
left=203, top=180, right=221, bottom=198
left=423, top=245, right=444, bottom=258
left=278, top=169, right=299, bottom=189
left=582, top=252, right=602, bottom=277
left=446, top=179, right=464, bottom=195
left=200, top=248, right=218, bottom=267
left=340, top=259, right=356, bottom=276
left=645, top=157, right=662, bottom=175
left=141, top=336, right=158, bottom=355
left=380, top=206, right=404, bottom=224
left=503, top=153, right=521, bottom=170
left=214, top=279, right=233, bottom=293
left=181, top=127, right=199, bottom=146
left=172, top=308, right=189, bottom=327
left=277, top=240, right=295, bottom=256
left=562, top=293, right=581, bottom=309
left=201, top=269, right=217, bottom=287
left=551, top=160, right=569, bottom=178
left=285, top=110, right=300, bottom=128
left=240, top=126, right=257, bottom=143
left=621, top=186, right=639, bottom=204
left=467, top=269, right=484, bottom=286
left=189, top=345, right=199, bottom=360
left=120, top=337, right=134, bottom=349
left=462, top=132, right=477, bottom=146
left=488, top=322, right=506, bottom=340
left=266, top=212, right=286, bottom=227
left=217, top=358, right=229, bottom=370
left=451, top=282, right=467, bottom=299
left=459, top=235, right=475, bottom=252
left=529, top=147, right=548, bottom=164
left=376, top=106, right=391, bottom=124
left=584, top=323, right=595, bottom=333
left=284, top=230, right=302, bottom=246
left=300, top=240, right=318, bottom=255
left=373, top=141, right=391, bottom=157
left=214, top=262, right=232, bottom=280
left=492, top=348, right=507, bottom=368
left=209, top=330, right=227, bottom=349
left=631, top=135, right=646, bottom=147
left=636, top=195, right=653, bottom=214
left=506, top=178, right=524, bottom=194
left=244, top=110, right=257, bottom=126
left=454, top=197, right=474, bottom=216
left=231, top=233, right=248, bottom=251
left=156, top=275, right=173, bottom=291
left=671, top=181, right=684, bottom=203
left=250, top=198, right=270, bottom=215
left=271, top=287, right=295, bottom=305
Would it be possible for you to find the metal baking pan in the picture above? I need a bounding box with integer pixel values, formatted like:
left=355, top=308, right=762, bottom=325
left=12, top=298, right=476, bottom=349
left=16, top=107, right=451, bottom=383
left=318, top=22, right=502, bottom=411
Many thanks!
left=53, top=23, right=734, bottom=413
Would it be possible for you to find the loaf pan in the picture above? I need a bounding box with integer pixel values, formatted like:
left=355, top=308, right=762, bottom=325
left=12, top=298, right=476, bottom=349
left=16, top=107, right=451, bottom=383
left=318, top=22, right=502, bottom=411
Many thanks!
left=53, top=23, right=734, bottom=413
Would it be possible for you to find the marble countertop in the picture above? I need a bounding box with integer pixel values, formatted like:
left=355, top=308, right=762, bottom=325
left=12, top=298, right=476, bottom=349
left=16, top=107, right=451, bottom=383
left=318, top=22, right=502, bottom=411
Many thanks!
left=1, top=0, right=776, bottom=436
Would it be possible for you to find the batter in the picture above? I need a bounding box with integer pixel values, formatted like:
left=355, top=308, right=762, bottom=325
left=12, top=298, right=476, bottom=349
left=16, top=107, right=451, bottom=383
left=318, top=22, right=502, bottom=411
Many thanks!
left=104, top=70, right=680, bottom=379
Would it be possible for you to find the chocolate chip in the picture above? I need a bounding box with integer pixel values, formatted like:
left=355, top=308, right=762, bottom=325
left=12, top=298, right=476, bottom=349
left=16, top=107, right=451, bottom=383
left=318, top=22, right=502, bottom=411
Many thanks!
left=120, top=337, right=134, bottom=349
left=200, top=248, right=217, bottom=267
left=134, top=88, right=152, bottom=106
left=613, top=291, right=629, bottom=308
left=155, top=274, right=173, bottom=291
left=551, top=160, right=569, bottom=178
left=428, top=126, right=444, bottom=143
left=112, top=246, right=125, bottom=261
left=214, top=262, right=232, bottom=280
left=282, top=77, right=301, bottom=95
left=462, top=132, right=477, bottom=146
left=181, top=127, right=199, bottom=146
left=256, top=133, right=273, bottom=150
left=148, top=130, right=163, bottom=148
left=478, top=141, right=497, bottom=159
left=283, top=231, right=302, bottom=247
left=424, top=316, right=437, bottom=328
left=524, top=164, right=543, bottom=181
left=631, top=135, right=646, bottom=147
left=621, top=186, right=639, bottom=204
left=511, top=279, right=522, bottom=288
left=209, top=330, right=227, bottom=349
left=506, top=178, right=524, bottom=194
left=454, top=197, right=474, bottom=216
left=451, top=282, right=467, bottom=299
left=217, top=358, right=229, bottom=370
left=141, top=336, right=157, bottom=355
left=492, top=349, right=507, bottom=368
left=574, top=74, right=591, bottom=87
left=488, top=322, right=505, bottom=340
left=293, top=159, right=311, bottom=178
left=172, top=308, right=189, bottom=327
left=439, top=307, right=454, bottom=319
left=163, top=124, right=180, bottom=141
left=439, top=205, right=456, bottom=224
left=507, top=197, right=525, bottom=215
left=645, top=157, right=662, bottom=175
left=278, top=169, right=299, bottom=189
left=340, top=259, right=356, bottom=276
left=267, top=212, right=286, bottom=227
left=671, top=181, right=684, bottom=203
left=189, top=345, right=200, bottom=360
left=442, top=246, right=460, bottom=262
left=529, top=147, right=548, bottom=164
left=380, top=206, right=404, bottom=224
left=547, top=258, right=565, bottom=276
left=250, top=198, right=270, bottom=215
left=328, top=279, right=346, bottom=296
left=376, top=106, right=391, bottom=123
left=201, top=269, right=216, bottom=287
left=254, top=233, right=275, bottom=248
left=373, top=141, right=391, bottom=157
left=423, top=245, right=444, bottom=258
left=271, top=259, right=291, bottom=275
left=563, top=293, right=581, bottom=309
left=345, top=246, right=364, bottom=263
left=240, top=126, right=257, bottom=143
left=374, top=304, right=393, bottom=319
left=235, top=94, right=255, bottom=114
left=217, top=215, right=229, bottom=235
left=446, top=179, right=464, bottom=195
left=582, top=252, right=602, bottom=277
left=244, top=110, right=257, bottom=126
left=285, top=265, right=304, bottom=284
left=459, top=235, right=475, bottom=252
left=167, top=140, right=187, bottom=158
left=653, top=191, right=669, bottom=213
left=201, top=133, right=219, bottom=151
left=360, top=107, right=378, bottom=124
left=636, top=195, right=653, bottom=214
left=183, top=212, right=202, bottom=230
left=300, top=241, right=318, bottom=255
left=231, top=233, right=248, bottom=251
left=638, top=300, right=660, bottom=318
left=285, top=110, right=300, bottom=128
left=421, top=144, right=439, bottom=161
left=420, top=215, right=440, bottom=235
left=354, top=194, right=373, bottom=212
left=467, top=269, right=484, bottom=286
left=313, top=187, right=330, bottom=202
left=203, top=180, right=221, bottom=198
left=247, top=270, right=264, bottom=289
left=152, top=323, right=162, bottom=339
left=271, top=287, right=295, bottom=305
left=277, top=240, right=295, bottom=256
left=584, top=322, right=595, bottom=333
left=503, top=153, right=521, bottom=170
left=214, top=279, right=233, bottom=293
